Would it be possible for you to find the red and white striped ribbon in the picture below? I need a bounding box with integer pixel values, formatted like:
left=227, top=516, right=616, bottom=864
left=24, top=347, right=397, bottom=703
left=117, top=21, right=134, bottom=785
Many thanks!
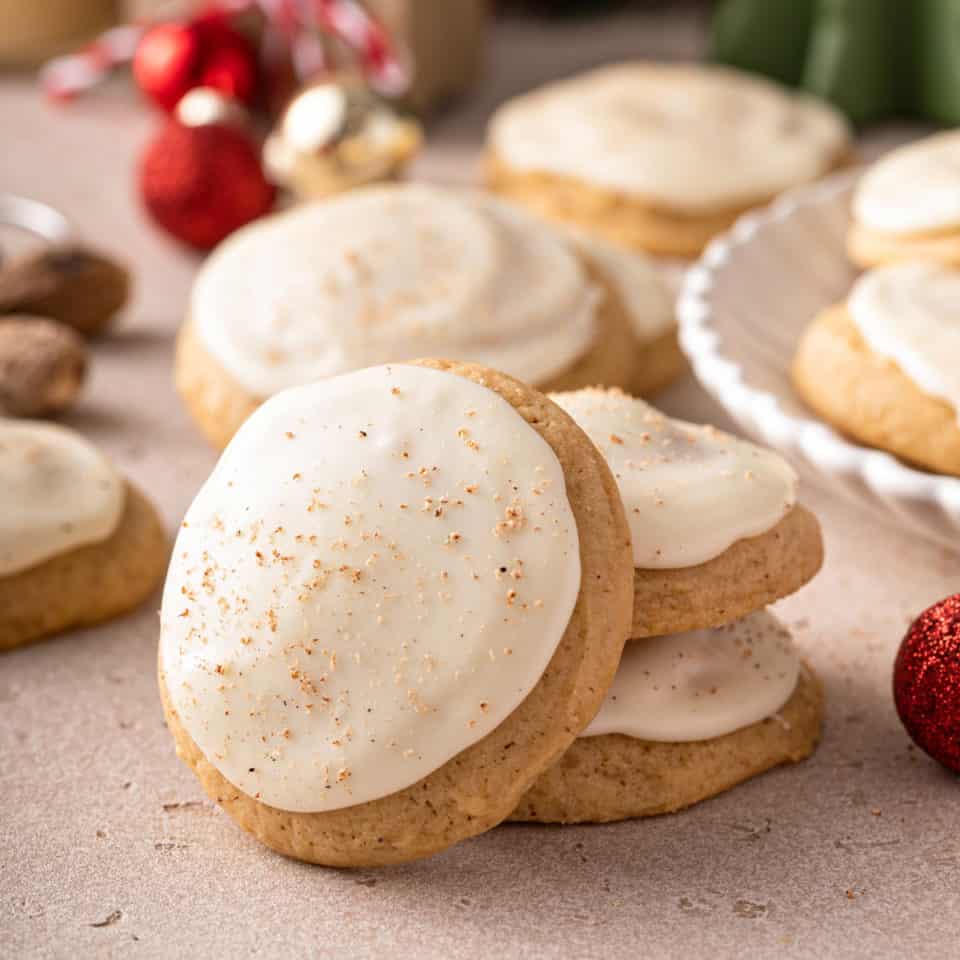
left=40, top=0, right=409, bottom=102
left=310, top=0, right=407, bottom=94
left=40, top=23, right=145, bottom=101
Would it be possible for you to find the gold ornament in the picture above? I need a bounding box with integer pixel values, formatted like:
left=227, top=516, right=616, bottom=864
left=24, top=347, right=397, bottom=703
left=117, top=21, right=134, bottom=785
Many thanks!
left=263, top=77, right=422, bottom=201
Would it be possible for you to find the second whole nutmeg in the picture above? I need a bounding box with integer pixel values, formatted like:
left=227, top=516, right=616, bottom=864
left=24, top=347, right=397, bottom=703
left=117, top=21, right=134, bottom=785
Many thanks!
left=0, top=317, right=87, bottom=417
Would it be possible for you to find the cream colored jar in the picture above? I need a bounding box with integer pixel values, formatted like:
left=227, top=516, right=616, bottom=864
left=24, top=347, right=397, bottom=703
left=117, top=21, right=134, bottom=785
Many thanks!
left=0, top=0, right=118, bottom=66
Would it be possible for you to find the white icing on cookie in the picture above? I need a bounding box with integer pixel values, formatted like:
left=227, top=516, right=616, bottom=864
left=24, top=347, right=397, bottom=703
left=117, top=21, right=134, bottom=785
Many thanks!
left=848, top=260, right=960, bottom=420
left=562, top=228, right=674, bottom=341
left=489, top=63, right=849, bottom=214
left=583, top=611, right=799, bottom=742
left=854, top=131, right=960, bottom=235
left=551, top=389, right=796, bottom=569
left=0, top=419, right=125, bottom=577
left=160, top=364, right=582, bottom=813
left=191, top=184, right=613, bottom=397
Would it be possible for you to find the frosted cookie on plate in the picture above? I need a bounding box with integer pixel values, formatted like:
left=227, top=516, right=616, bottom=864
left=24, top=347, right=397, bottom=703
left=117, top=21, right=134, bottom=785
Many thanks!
left=486, top=63, right=851, bottom=257
left=849, top=131, right=960, bottom=269
left=159, top=360, right=633, bottom=866
left=512, top=611, right=823, bottom=824
left=793, top=260, right=960, bottom=476
left=176, top=183, right=681, bottom=450
left=0, top=420, right=167, bottom=650
left=550, top=388, right=823, bottom=638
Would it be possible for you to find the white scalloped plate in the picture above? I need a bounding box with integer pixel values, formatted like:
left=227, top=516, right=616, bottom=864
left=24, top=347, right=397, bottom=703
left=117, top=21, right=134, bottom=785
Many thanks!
left=677, top=170, right=960, bottom=552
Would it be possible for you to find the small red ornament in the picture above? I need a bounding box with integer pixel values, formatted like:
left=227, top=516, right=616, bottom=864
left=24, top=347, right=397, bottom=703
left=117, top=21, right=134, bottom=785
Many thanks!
left=894, top=593, right=960, bottom=774
left=139, top=120, right=275, bottom=250
left=133, top=13, right=258, bottom=114
left=133, top=23, right=200, bottom=113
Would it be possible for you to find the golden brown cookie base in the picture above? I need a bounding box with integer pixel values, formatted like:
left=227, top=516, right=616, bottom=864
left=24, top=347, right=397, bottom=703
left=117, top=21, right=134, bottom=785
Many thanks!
left=176, top=254, right=681, bottom=450
left=487, top=150, right=853, bottom=258
left=174, top=320, right=262, bottom=452
left=486, top=152, right=752, bottom=258
left=847, top=223, right=960, bottom=269
left=631, top=505, right=823, bottom=639
left=0, top=482, right=167, bottom=650
left=160, top=359, right=634, bottom=867
left=510, top=661, right=823, bottom=824
left=793, top=305, right=960, bottom=477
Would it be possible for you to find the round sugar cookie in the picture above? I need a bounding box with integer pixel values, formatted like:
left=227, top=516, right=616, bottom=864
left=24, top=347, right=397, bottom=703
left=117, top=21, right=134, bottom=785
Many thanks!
left=849, top=131, right=960, bottom=269
left=0, top=421, right=167, bottom=650
left=512, top=613, right=823, bottom=824
left=159, top=359, right=633, bottom=867
left=175, top=183, right=679, bottom=450
left=793, top=266, right=960, bottom=476
left=512, top=663, right=822, bottom=823
left=487, top=62, right=851, bottom=257
left=631, top=506, right=823, bottom=638
left=549, top=389, right=822, bottom=638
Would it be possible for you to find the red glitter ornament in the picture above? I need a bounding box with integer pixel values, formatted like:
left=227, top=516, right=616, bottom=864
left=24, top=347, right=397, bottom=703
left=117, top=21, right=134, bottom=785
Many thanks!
left=133, top=14, right=258, bottom=114
left=133, top=23, right=201, bottom=113
left=894, top=593, right=960, bottom=774
left=139, top=120, right=275, bottom=250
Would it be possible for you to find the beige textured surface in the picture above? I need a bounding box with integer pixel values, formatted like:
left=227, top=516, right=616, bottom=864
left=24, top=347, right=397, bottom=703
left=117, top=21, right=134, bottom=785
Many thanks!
left=793, top=305, right=960, bottom=477
left=2, top=10, right=957, bottom=960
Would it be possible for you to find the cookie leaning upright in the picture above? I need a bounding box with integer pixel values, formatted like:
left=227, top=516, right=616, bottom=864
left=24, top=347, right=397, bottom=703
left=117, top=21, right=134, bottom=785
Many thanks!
left=486, top=62, right=851, bottom=257
left=512, top=388, right=825, bottom=825
left=158, top=360, right=633, bottom=867
left=0, top=420, right=167, bottom=650
left=176, top=183, right=680, bottom=450
left=848, top=131, right=960, bottom=269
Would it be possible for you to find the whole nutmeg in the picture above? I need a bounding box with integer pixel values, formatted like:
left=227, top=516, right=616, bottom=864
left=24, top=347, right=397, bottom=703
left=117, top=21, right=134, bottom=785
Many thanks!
left=0, top=245, right=130, bottom=337
left=0, top=316, right=87, bottom=417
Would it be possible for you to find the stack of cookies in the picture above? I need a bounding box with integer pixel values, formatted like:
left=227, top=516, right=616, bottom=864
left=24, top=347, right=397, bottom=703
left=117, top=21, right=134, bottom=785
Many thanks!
left=159, top=61, right=838, bottom=867
left=514, top=388, right=824, bottom=823
left=159, top=365, right=823, bottom=866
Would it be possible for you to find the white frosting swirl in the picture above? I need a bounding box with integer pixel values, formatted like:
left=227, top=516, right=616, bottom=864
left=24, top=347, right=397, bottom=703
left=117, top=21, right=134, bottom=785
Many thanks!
left=191, top=184, right=604, bottom=397
left=551, top=389, right=797, bottom=569
left=160, top=364, right=582, bottom=813
left=583, top=611, right=799, bottom=742
left=562, top=227, right=674, bottom=341
left=854, top=131, right=960, bottom=235
left=848, top=260, right=960, bottom=421
left=0, top=420, right=124, bottom=577
left=489, top=63, right=849, bottom=214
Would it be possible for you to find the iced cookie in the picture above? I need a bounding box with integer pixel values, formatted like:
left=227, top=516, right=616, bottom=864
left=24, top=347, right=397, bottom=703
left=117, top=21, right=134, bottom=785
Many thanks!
left=176, top=183, right=681, bottom=450
left=849, top=131, right=960, bottom=269
left=159, top=360, right=633, bottom=867
left=0, top=420, right=167, bottom=650
left=793, top=261, right=960, bottom=476
left=551, top=389, right=822, bottom=638
left=512, top=611, right=823, bottom=823
left=487, top=63, right=851, bottom=257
